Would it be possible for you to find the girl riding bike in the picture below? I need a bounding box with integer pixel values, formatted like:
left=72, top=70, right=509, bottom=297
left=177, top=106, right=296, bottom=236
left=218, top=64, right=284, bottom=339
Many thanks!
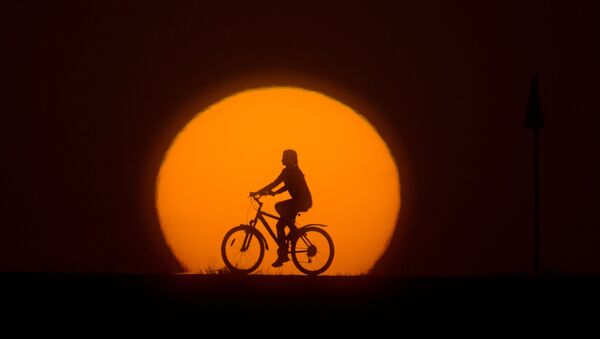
left=251, top=149, right=312, bottom=267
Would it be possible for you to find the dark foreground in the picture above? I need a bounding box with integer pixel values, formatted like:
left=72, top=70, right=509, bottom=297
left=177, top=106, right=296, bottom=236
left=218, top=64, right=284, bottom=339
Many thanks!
left=3, top=273, right=599, bottom=336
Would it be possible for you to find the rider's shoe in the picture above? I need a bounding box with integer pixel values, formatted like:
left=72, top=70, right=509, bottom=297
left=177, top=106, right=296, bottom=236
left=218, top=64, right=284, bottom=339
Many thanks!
left=272, top=256, right=290, bottom=268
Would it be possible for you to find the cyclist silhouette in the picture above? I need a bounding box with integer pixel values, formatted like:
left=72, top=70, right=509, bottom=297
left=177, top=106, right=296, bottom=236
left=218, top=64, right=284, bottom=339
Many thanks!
left=251, top=149, right=313, bottom=267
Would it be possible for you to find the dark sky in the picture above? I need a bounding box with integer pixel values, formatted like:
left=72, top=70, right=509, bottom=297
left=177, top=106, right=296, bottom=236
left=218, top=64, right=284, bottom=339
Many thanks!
left=2, top=0, right=599, bottom=275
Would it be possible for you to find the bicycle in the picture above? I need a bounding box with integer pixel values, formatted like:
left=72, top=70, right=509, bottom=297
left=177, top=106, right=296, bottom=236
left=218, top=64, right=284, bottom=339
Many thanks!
left=221, top=193, right=334, bottom=275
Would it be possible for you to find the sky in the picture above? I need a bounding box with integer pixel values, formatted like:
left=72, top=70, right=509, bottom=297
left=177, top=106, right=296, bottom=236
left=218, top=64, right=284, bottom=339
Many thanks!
left=2, top=0, right=599, bottom=275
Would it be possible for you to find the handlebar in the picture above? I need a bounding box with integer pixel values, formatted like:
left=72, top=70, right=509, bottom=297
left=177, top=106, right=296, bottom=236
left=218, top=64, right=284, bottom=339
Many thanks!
left=249, top=192, right=265, bottom=206
left=249, top=190, right=274, bottom=198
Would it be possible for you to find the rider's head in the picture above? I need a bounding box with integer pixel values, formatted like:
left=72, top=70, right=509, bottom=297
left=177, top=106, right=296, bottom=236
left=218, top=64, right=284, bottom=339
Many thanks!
left=282, top=149, right=298, bottom=167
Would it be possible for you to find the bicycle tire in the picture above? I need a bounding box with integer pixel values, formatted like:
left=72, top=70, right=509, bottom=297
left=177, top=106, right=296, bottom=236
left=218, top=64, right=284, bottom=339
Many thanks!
left=291, top=226, right=334, bottom=275
left=221, top=225, right=265, bottom=274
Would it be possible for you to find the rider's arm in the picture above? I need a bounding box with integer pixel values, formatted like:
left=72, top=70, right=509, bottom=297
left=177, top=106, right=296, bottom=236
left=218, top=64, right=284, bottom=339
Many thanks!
left=256, top=171, right=285, bottom=195
left=273, top=185, right=287, bottom=195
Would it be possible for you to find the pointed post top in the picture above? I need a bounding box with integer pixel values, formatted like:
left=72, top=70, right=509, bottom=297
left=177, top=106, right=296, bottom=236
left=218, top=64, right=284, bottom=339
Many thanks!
left=525, top=75, right=544, bottom=129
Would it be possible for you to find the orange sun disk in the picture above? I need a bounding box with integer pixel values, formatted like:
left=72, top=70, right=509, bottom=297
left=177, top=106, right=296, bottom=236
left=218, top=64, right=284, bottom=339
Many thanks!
left=156, top=87, right=401, bottom=275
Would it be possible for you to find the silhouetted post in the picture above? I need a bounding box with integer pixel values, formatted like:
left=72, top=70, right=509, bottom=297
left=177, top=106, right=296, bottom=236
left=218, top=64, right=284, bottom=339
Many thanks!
left=524, top=75, right=544, bottom=276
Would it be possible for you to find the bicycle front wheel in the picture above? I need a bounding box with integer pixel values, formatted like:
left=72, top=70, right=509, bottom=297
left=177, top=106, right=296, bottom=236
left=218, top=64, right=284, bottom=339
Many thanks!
left=291, top=226, right=334, bottom=276
left=221, top=225, right=265, bottom=274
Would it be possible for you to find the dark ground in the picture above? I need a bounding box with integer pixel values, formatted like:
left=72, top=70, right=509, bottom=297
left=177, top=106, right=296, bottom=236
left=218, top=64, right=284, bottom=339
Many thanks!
left=3, top=273, right=598, bottom=336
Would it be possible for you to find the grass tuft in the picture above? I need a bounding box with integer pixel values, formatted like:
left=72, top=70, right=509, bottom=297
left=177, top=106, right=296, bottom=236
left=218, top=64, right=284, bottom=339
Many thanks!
left=201, top=265, right=231, bottom=275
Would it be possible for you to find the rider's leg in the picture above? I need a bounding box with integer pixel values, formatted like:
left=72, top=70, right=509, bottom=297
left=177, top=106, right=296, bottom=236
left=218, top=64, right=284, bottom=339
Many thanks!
left=273, top=199, right=312, bottom=267
left=276, top=223, right=290, bottom=257
left=274, top=200, right=295, bottom=258
left=273, top=217, right=292, bottom=267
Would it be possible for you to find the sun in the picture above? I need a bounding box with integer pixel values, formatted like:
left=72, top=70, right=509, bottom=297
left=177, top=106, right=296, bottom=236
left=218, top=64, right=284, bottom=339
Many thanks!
left=156, top=87, right=400, bottom=275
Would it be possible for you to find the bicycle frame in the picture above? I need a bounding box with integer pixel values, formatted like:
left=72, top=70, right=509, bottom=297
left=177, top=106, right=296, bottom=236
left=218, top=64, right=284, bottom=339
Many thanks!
left=222, top=194, right=334, bottom=275
left=245, top=195, right=326, bottom=253
left=247, top=196, right=281, bottom=251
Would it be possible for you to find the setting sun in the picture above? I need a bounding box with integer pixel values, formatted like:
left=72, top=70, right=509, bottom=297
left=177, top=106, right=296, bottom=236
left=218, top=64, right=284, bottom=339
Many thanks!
left=156, top=87, right=400, bottom=275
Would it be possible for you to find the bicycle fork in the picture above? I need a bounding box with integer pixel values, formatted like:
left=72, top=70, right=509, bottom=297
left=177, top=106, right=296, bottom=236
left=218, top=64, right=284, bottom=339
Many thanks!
left=241, top=231, right=254, bottom=252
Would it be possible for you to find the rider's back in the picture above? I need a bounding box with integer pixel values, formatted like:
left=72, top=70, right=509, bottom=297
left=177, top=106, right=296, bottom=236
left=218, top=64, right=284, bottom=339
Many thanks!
left=280, top=165, right=312, bottom=210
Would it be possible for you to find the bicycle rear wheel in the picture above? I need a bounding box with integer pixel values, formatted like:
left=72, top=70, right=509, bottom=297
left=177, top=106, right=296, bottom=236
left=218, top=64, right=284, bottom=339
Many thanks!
left=291, top=226, right=334, bottom=276
left=221, top=225, right=265, bottom=274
